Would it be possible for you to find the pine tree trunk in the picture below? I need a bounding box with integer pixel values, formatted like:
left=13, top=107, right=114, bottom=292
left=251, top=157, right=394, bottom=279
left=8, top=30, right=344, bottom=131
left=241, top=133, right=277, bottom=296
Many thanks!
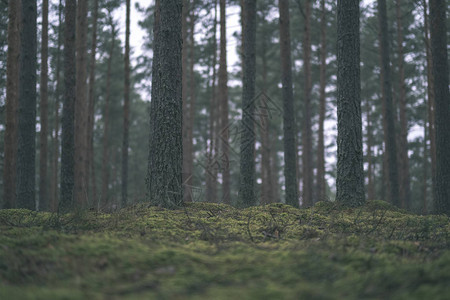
left=377, top=0, right=399, bottom=206
left=39, top=0, right=49, bottom=211
left=278, top=0, right=299, bottom=207
left=87, top=0, right=99, bottom=207
left=395, top=0, right=411, bottom=209
left=366, top=101, right=375, bottom=200
left=206, top=0, right=218, bottom=203
left=17, top=0, right=37, bottom=210
left=146, top=0, right=183, bottom=208
left=219, top=0, right=230, bottom=204
left=422, top=120, right=428, bottom=214
left=187, top=7, right=196, bottom=202
left=50, top=0, right=63, bottom=212
left=429, top=0, right=450, bottom=214
left=60, top=0, right=76, bottom=212
left=101, top=16, right=116, bottom=209
left=122, top=0, right=131, bottom=207
left=301, top=0, right=313, bottom=207
left=270, top=132, right=280, bottom=202
left=317, top=0, right=327, bottom=202
left=336, top=0, right=365, bottom=207
left=238, top=0, right=257, bottom=207
left=4, top=0, right=20, bottom=209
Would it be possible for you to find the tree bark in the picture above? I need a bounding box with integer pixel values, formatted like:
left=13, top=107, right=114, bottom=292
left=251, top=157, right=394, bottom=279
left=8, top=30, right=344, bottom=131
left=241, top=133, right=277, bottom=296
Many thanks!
left=60, top=0, right=76, bottom=212
left=182, top=0, right=191, bottom=202
left=429, top=0, right=450, bottom=214
left=366, top=100, right=375, bottom=200
left=377, top=0, right=399, bottom=206
left=4, top=0, right=20, bottom=209
left=122, top=0, right=131, bottom=207
left=278, top=0, right=299, bottom=207
left=17, top=0, right=37, bottom=210
left=336, top=0, right=365, bottom=207
left=187, top=6, right=196, bottom=202
left=87, top=0, right=99, bottom=207
left=238, top=0, right=257, bottom=207
left=317, top=0, right=327, bottom=202
left=219, top=0, right=230, bottom=204
left=395, top=0, right=411, bottom=209
left=146, top=0, right=183, bottom=208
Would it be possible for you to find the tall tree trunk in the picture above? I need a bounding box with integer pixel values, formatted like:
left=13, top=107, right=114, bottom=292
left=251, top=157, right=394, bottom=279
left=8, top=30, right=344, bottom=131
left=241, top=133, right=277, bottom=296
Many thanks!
left=300, top=0, right=313, bottom=207
left=238, top=0, right=257, bottom=207
left=206, top=0, right=218, bottom=203
left=219, top=0, right=230, bottom=204
left=122, top=0, right=131, bottom=207
left=87, top=0, right=99, bottom=207
left=377, top=0, right=399, bottom=206
left=395, top=0, right=411, bottom=209
left=317, top=0, right=327, bottom=202
left=423, top=0, right=436, bottom=205
left=187, top=7, right=196, bottom=202
left=270, top=132, right=280, bottom=202
left=101, top=16, right=116, bottom=209
left=17, top=0, right=37, bottom=210
left=366, top=101, right=375, bottom=200
left=182, top=0, right=191, bottom=202
left=60, top=0, right=76, bottom=212
left=74, top=0, right=88, bottom=208
left=50, top=0, right=63, bottom=212
left=422, top=118, right=428, bottom=214
left=39, top=0, right=49, bottom=211
left=429, top=0, right=450, bottom=214
left=4, top=0, right=20, bottom=209
left=278, top=0, right=299, bottom=207
left=146, top=0, right=183, bottom=208
left=336, top=0, right=365, bottom=207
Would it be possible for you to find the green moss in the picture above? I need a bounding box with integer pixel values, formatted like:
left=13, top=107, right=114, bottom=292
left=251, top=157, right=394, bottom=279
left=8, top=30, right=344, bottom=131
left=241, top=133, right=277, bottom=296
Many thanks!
left=0, top=201, right=449, bottom=299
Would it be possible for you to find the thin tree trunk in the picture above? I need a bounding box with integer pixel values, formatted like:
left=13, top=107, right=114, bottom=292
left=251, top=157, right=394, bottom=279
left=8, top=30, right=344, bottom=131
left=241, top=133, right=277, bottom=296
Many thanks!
left=122, top=0, right=131, bottom=207
left=101, top=16, right=116, bottom=208
left=60, top=0, right=76, bottom=212
left=39, top=0, right=49, bottom=211
left=422, top=119, right=428, bottom=214
left=366, top=101, right=375, bottom=200
left=182, top=0, right=191, bottom=202
left=219, top=0, right=230, bottom=204
left=429, top=0, right=450, bottom=214
left=206, top=0, right=218, bottom=203
left=187, top=6, right=196, bottom=202
left=50, top=0, right=63, bottom=212
left=395, top=0, right=411, bottom=209
left=239, top=0, right=257, bottom=207
left=278, top=0, right=299, bottom=207
left=270, top=132, right=280, bottom=202
left=317, top=0, right=327, bottom=202
left=87, top=0, right=99, bottom=207
left=4, top=0, right=20, bottom=209
left=17, top=0, right=37, bottom=210
left=300, top=0, right=313, bottom=207
left=377, top=0, right=400, bottom=206
left=336, top=0, right=365, bottom=207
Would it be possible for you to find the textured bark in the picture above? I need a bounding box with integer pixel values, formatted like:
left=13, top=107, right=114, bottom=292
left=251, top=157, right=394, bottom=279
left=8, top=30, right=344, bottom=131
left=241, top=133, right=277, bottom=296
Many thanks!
left=87, top=0, right=99, bottom=206
left=238, top=0, right=257, bottom=208
left=301, top=0, right=313, bottom=207
left=429, top=0, right=450, bottom=214
left=17, top=0, right=37, bottom=210
left=316, top=0, right=327, bottom=202
left=377, top=0, right=399, bottom=206
left=187, top=7, right=196, bottom=202
left=181, top=0, right=190, bottom=202
left=4, top=0, right=20, bottom=209
left=206, top=0, right=218, bottom=203
left=50, top=0, right=63, bottom=212
left=278, top=0, right=299, bottom=207
left=336, top=0, right=365, bottom=207
left=122, top=0, right=131, bottom=207
left=74, top=0, right=88, bottom=209
left=395, top=0, right=411, bottom=209
left=218, top=0, right=230, bottom=204
left=423, top=0, right=436, bottom=204
left=366, top=102, right=375, bottom=200
left=39, top=0, right=49, bottom=211
left=60, top=0, right=76, bottom=212
left=101, top=16, right=116, bottom=208
left=146, top=0, right=183, bottom=208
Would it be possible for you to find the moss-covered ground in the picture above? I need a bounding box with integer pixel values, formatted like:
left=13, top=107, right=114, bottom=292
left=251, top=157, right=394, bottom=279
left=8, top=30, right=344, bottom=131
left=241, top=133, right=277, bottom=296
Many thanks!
left=0, top=200, right=449, bottom=299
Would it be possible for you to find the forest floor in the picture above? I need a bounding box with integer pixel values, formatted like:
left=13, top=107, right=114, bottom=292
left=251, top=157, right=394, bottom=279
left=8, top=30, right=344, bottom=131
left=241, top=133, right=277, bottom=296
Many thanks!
left=0, top=200, right=449, bottom=299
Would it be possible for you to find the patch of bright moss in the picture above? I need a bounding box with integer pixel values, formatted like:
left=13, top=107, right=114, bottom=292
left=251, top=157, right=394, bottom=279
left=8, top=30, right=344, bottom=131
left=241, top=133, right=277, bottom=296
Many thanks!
left=0, top=201, right=449, bottom=299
